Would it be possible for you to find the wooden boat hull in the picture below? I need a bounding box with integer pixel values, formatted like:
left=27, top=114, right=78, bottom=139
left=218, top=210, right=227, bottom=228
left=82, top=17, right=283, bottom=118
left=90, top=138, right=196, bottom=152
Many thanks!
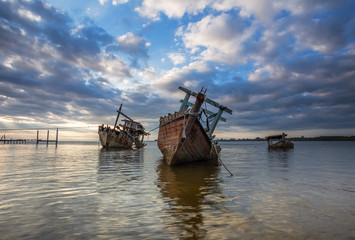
left=98, top=126, right=145, bottom=149
left=157, top=112, right=219, bottom=165
left=266, top=133, right=294, bottom=150
left=269, top=140, right=294, bottom=150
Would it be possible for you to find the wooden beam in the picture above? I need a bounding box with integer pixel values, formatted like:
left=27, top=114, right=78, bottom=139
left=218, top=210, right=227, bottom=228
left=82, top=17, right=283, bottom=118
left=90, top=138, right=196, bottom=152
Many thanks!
left=179, top=92, right=191, bottom=112
left=208, top=108, right=224, bottom=138
left=180, top=100, right=226, bottom=122
left=117, top=110, right=134, bottom=122
left=114, top=104, right=123, bottom=129
left=179, top=86, right=232, bottom=114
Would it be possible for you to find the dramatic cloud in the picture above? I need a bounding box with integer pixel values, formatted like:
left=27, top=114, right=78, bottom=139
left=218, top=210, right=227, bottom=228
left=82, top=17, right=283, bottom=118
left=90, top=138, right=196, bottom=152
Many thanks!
left=1, top=0, right=354, bottom=139
left=135, top=0, right=213, bottom=20
left=112, top=32, right=150, bottom=67
left=177, top=13, right=253, bottom=65
left=0, top=0, right=155, bottom=131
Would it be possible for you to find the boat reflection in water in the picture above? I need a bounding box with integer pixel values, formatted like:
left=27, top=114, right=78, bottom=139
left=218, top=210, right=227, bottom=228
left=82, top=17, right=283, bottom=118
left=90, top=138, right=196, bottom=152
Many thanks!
left=156, top=159, right=220, bottom=239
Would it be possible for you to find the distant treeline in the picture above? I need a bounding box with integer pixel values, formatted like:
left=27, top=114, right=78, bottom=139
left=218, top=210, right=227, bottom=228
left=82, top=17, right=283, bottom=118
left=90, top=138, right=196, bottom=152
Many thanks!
left=218, top=136, right=355, bottom=141
left=288, top=136, right=355, bottom=141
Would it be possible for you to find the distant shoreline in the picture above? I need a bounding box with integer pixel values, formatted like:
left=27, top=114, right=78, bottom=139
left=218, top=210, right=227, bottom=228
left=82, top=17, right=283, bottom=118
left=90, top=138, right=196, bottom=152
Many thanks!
left=217, top=136, right=355, bottom=141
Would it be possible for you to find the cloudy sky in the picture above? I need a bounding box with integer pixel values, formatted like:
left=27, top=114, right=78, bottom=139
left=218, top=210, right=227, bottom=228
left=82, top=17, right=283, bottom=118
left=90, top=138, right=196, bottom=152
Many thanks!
left=1, top=0, right=355, bottom=140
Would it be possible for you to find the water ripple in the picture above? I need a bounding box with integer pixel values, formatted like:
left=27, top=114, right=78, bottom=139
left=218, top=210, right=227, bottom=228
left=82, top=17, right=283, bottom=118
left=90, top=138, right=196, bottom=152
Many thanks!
left=0, top=141, right=354, bottom=239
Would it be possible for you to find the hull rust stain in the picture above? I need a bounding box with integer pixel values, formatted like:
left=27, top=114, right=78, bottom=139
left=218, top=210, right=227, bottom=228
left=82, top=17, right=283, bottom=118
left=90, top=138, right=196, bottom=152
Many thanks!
left=157, top=86, right=231, bottom=165
left=98, top=104, right=149, bottom=149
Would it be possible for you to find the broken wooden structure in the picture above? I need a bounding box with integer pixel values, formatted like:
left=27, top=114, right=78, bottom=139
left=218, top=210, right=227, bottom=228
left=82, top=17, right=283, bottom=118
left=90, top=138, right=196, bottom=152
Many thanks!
left=157, top=86, right=232, bottom=165
left=98, top=104, right=149, bottom=149
left=265, top=133, right=294, bottom=150
left=36, top=128, right=59, bottom=145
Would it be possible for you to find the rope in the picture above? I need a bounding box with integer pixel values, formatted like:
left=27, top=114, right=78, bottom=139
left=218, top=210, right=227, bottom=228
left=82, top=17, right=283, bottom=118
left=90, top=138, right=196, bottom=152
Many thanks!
left=213, top=144, right=233, bottom=176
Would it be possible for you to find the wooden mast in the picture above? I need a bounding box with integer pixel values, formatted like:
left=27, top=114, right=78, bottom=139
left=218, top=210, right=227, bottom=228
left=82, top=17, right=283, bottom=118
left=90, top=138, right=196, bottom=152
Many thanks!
left=178, top=86, right=232, bottom=139
left=114, top=104, right=123, bottom=129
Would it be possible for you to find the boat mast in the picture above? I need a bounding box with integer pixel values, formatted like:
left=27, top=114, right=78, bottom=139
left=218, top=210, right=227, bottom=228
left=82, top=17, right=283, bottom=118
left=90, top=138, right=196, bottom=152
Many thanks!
left=178, top=86, right=232, bottom=139
left=184, top=90, right=205, bottom=136
left=114, top=104, right=123, bottom=129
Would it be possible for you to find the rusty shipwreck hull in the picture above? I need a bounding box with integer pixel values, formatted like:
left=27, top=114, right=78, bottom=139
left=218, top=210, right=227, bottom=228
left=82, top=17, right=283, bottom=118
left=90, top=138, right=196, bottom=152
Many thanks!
left=98, top=126, right=145, bottom=149
left=98, top=104, right=148, bottom=149
left=157, top=113, right=219, bottom=165
left=157, top=90, right=221, bottom=165
left=158, top=86, right=232, bottom=165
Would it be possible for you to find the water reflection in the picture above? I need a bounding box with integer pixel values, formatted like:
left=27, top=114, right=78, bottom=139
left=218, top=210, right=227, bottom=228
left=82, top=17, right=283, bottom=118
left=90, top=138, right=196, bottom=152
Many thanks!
left=267, top=149, right=293, bottom=170
left=156, top=160, right=220, bottom=239
left=97, top=148, right=144, bottom=191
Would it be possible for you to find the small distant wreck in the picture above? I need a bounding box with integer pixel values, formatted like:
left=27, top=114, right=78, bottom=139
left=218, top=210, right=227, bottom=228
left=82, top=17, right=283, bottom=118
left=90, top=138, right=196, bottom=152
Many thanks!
left=157, top=86, right=232, bottom=165
left=98, top=104, right=149, bottom=149
left=265, top=133, right=294, bottom=150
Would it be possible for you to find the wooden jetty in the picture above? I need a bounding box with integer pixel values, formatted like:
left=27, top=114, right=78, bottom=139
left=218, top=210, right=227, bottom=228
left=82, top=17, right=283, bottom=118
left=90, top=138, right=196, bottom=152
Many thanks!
left=265, top=133, right=294, bottom=150
left=0, top=135, right=27, bottom=144
left=98, top=104, right=149, bottom=149
left=157, top=86, right=232, bottom=165
left=1, top=129, right=59, bottom=145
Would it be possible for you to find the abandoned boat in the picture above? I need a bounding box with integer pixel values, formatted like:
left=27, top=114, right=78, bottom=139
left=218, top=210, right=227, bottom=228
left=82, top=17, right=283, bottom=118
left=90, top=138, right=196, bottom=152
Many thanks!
left=157, top=86, right=232, bottom=165
left=265, top=133, right=294, bottom=150
left=98, top=104, right=148, bottom=149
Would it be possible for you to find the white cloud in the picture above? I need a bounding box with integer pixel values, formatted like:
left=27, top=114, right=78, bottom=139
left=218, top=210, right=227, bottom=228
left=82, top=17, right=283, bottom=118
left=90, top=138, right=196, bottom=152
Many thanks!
left=116, top=32, right=149, bottom=58
left=179, top=13, right=254, bottom=65
left=17, top=9, right=42, bottom=22
left=99, top=0, right=128, bottom=5
left=135, top=0, right=285, bottom=22
left=98, top=0, right=108, bottom=5
left=135, top=0, right=213, bottom=20
left=168, top=52, right=186, bottom=65
left=213, top=0, right=281, bottom=23
left=137, top=67, right=158, bottom=84
left=112, top=0, right=129, bottom=5
left=154, top=61, right=213, bottom=92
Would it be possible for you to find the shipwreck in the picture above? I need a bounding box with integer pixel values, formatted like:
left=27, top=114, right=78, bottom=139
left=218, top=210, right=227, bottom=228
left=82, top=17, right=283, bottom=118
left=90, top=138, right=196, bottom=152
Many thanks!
left=98, top=104, right=149, bottom=149
left=157, top=86, right=232, bottom=165
left=265, top=133, right=294, bottom=150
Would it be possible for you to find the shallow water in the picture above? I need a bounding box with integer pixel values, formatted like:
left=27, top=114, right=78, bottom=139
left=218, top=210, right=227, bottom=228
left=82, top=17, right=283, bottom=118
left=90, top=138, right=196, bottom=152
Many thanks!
left=0, top=141, right=354, bottom=239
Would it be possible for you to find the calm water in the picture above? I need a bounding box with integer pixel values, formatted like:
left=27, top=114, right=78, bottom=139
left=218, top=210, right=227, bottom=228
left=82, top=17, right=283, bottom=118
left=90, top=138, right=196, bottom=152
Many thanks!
left=0, top=141, right=354, bottom=239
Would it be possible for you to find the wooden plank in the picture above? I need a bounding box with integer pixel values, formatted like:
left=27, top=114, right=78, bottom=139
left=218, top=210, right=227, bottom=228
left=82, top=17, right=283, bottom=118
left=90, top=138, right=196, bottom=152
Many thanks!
left=179, top=86, right=232, bottom=114
left=117, top=110, right=134, bottom=122
left=180, top=100, right=227, bottom=122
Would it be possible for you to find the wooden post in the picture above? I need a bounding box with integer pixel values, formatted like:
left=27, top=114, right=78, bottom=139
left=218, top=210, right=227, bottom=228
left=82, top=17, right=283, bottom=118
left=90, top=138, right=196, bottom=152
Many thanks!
left=114, top=104, right=123, bottom=129
left=47, top=130, right=49, bottom=145
left=36, top=130, right=39, bottom=144
left=184, top=92, right=205, bottom=136
left=56, top=128, right=59, bottom=146
left=208, top=107, right=224, bottom=139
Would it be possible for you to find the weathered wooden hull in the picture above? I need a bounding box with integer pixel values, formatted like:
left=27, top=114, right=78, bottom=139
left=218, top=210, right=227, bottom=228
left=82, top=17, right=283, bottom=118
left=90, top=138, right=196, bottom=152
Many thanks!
left=269, top=140, right=294, bottom=150
left=98, top=127, right=145, bottom=149
left=157, top=112, right=219, bottom=165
